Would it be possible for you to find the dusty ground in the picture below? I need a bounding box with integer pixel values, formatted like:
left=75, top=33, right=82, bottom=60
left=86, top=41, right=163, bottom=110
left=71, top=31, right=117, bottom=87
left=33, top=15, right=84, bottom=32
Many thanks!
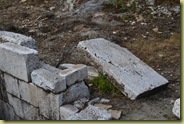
left=0, top=0, right=181, bottom=120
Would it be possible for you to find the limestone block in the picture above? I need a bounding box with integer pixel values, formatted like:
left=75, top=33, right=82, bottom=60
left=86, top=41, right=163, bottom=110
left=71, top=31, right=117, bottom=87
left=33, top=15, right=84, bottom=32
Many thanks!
left=7, top=93, right=24, bottom=118
left=0, top=99, right=16, bottom=120
left=0, top=42, right=40, bottom=82
left=66, top=105, right=112, bottom=120
left=0, top=31, right=37, bottom=49
left=172, top=98, right=180, bottom=118
left=59, top=64, right=87, bottom=86
left=78, top=38, right=169, bottom=100
left=31, top=68, right=66, bottom=93
left=21, top=101, right=39, bottom=120
left=60, top=104, right=79, bottom=120
left=4, top=73, right=20, bottom=98
left=36, top=87, right=63, bottom=120
left=62, top=81, right=90, bottom=104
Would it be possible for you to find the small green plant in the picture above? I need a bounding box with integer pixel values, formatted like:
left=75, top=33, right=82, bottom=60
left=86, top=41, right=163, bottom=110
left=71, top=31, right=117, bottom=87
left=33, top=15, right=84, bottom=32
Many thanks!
left=0, top=20, right=4, bottom=26
left=90, top=74, right=121, bottom=95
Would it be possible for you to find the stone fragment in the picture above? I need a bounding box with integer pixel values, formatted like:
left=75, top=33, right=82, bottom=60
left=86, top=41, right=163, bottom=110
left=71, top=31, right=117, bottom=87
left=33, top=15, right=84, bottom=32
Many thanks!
left=100, top=98, right=110, bottom=103
left=0, top=31, right=37, bottom=49
left=60, top=104, right=79, bottom=120
left=78, top=38, right=169, bottom=100
left=94, top=103, right=112, bottom=110
left=66, top=105, right=112, bottom=120
left=31, top=68, right=66, bottom=93
left=108, top=109, right=122, bottom=120
left=73, top=98, right=89, bottom=109
left=0, top=42, right=40, bottom=82
left=172, top=98, right=180, bottom=118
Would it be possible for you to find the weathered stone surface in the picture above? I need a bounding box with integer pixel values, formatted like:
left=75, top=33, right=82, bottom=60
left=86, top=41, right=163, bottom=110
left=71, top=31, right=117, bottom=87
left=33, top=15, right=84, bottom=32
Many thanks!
left=36, top=87, right=63, bottom=120
left=172, top=98, right=180, bottom=118
left=4, top=73, right=20, bottom=98
left=0, top=42, right=40, bottom=82
left=0, top=99, right=16, bottom=120
left=0, top=71, right=8, bottom=102
left=87, top=66, right=99, bottom=80
left=73, top=98, right=89, bottom=109
left=60, top=104, right=79, bottom=120
left=108, top=109, right=122, bottom=120
left=78, top=38, right=169, bottom=100
left=66, top=105, right=112, bottom=120
left=59, top=64, right=88, bottom=86
left=0, top=31, right=37, bottom=49
left=7, top=93, right=24, bottom=118
left=4, top=73, right=39, bottom=107
left=94, top=103, right=112, bottom=110
left=21, top=100, right=39, bottom=120
left=31, top=68, right=66, bottom=93
left=100, top=98, right=110, bottom=103
left=59, top=63, right=75, bottom=70
left=62, top=81, right=90, bottom=104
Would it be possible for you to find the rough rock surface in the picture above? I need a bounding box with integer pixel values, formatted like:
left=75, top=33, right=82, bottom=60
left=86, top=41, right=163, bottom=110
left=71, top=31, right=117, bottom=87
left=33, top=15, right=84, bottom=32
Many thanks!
left=172, top=98, right=180, bottom=118
left=66, top=105, right=112, bottom=120
left=78, top=38, right=169, bottom=100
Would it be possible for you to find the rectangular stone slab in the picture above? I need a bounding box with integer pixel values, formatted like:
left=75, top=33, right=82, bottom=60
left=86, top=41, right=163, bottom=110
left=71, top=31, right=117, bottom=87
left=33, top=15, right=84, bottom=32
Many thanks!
left=77, top=38, right=169, bottom=100
left=0, top=42, right=40, bottom=82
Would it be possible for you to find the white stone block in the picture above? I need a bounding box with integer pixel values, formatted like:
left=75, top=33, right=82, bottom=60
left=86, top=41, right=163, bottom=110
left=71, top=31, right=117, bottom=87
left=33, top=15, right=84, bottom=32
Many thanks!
left=172, top=98, right=180, bottom=118
left=60, top=104, right=79, bottom=120
left=62, top=81, right=90, bottom=104
left=78, top=38, right=169, bottom=100
left=0, top=42, right=40, bottom=82
left=4, top=73, right=20, bottom=98
left=31, top=68, right=66, bottom=93
left=59, top=64, right=87, bottom=86
left=36, top=87, right=63, bottom=120
left=0, top=31, right=37, bottom=49
left=7, top=93, right=24, bottom=118
left=66, top=105, right=112, bottom=120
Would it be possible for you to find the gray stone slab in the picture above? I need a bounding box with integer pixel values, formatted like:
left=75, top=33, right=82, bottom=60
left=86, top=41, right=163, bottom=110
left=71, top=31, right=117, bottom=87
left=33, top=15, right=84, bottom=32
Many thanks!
left=0, top=31, right=37, bottom=49
left=66, top=105, right=112, bottom=120
left=78, top=38, right=169, bottom=100
left=172, top=98, right=180, bottom=118
left=31, top=68, right=66, bottom=93
left=0, top=42, right=40, bottom=82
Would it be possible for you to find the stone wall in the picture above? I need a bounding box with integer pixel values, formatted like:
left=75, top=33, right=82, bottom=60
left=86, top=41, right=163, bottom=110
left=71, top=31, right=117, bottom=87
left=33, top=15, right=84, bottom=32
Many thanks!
left=0, top=31, right=92, bottom=120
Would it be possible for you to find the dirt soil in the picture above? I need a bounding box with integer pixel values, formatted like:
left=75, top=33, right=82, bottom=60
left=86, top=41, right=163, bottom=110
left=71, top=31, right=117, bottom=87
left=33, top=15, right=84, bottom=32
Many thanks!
left=0, top=0, right=181, bottom=120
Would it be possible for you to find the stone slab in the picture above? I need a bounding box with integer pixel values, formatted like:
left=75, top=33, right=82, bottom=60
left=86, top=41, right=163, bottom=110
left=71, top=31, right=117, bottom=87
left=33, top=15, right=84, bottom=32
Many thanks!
left=172, top=98, right=180, bottom=118
left=0, top=42, right=40, bottom=82
left=31, top=68, right=66, bottom=93
left=66, top=105, right=112, bottom=120
left=0, top=31, right=37, bottom=49
left=78, top=38, right=169, bottom=100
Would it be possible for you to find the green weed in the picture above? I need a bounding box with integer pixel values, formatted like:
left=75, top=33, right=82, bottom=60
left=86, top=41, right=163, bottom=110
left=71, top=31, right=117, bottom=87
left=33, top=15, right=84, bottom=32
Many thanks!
left=90, top=74, right=121, bottom=95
